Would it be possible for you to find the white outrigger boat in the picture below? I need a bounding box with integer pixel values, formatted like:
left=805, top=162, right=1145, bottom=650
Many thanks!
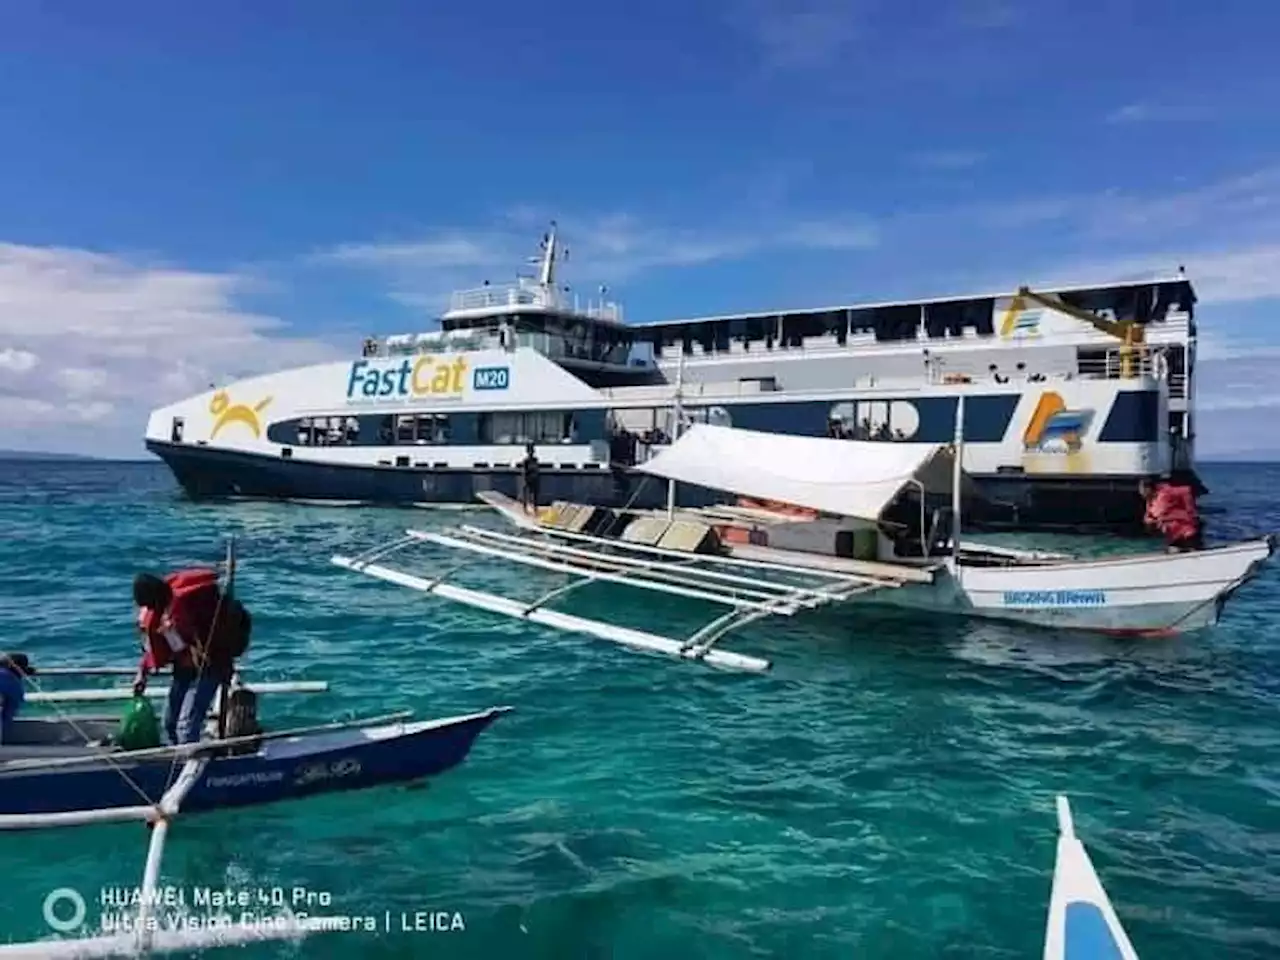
left=333, top=403, right=1275, bottom=673
left=1044, top=796, right=1141, bottom=959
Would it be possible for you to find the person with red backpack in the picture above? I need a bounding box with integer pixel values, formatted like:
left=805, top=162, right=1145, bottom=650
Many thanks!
left=1140, top=471, right=1204, bottom=552
left=131, top=568, right=252, bottom=745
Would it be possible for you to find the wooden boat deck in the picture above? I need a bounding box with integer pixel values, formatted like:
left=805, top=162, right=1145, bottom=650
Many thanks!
left=477, top=491, right=939, bottom=586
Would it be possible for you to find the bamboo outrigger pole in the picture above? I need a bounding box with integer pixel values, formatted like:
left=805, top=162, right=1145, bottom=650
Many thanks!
left=215, top=535, right=236, bottom=738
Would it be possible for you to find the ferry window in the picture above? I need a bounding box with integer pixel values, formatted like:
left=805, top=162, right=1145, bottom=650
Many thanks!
left=681, top=325, right=693, bottom=355
left=849, top=308, right=875, bottom=336
left=689, top=321, right=711, bottom=353
left=640, top=328, right=663, bottom=359
left=833, top=311, right=849, bottom=345
left=712, top=320, right=730, bottom=353
left=395, top=415, right=415, bottom=444
left=970, top=299, right=995, bottom=337
left=871, top=305, right=919, bottom=342
left=480, top=411, right=574, bottom=444
left=170, top=417, right=184, bottom=443
left=413, top=414, right=450, bottom=444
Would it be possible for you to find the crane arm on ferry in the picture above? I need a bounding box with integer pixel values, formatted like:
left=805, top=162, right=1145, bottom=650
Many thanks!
left=1006, top=286, right=1146, bottom=378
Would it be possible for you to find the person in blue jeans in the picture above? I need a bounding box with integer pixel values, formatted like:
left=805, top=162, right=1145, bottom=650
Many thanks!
left=0, top=653, right=35, bottom=745
left=132, top=572, right=238, bottom=745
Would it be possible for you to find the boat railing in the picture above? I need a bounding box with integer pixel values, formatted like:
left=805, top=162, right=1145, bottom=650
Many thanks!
left=1074, top=347, right=1164, bottom=382
left=364, top=326, right=651, bottom=369
left=447, top=280, right=625, bottom=323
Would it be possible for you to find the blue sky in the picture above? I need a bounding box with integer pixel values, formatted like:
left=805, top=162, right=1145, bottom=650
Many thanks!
left=1, top=0, right=1278, bottom=458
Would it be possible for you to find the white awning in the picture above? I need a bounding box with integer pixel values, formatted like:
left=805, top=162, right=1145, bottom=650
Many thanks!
left=635, top=424, right=963, bottom=522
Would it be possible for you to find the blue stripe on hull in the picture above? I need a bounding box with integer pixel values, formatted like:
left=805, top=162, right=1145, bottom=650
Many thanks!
left=0, top=712, right=499, bottom=817
left=145, top=442, right=1151, bottom=533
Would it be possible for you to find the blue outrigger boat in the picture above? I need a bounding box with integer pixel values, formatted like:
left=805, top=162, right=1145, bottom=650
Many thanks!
left=0, top=700, right=508, bottom=820
left=0, top=538, right=508, bottom=959
left=1044, top=796, right=1141, bottom=959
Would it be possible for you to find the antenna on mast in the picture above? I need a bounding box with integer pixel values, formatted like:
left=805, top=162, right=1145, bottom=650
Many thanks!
left=537, top=221, right=567, bottom=288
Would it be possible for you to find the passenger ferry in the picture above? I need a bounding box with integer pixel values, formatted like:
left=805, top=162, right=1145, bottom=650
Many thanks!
left=144, top=226, right=1200, bottom=532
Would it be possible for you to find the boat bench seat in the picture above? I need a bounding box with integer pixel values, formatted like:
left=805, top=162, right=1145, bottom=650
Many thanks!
left=618, top=518, right=720, bottom=554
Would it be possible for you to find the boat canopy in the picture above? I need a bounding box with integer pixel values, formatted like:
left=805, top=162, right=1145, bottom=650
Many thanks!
left=634, top=424, right=967, bottom=523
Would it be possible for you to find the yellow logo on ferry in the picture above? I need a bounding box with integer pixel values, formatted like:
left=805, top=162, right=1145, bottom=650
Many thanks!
left=209, top=391, right=272, bottom=439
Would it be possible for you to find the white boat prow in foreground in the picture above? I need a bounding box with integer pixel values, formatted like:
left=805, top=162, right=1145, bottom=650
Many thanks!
left=1044, top=796, right=1140, bottom=960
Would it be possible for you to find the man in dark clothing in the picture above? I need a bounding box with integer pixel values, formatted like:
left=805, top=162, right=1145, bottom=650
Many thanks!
left=0, top=653, right=35, bottom=744
left=132, top=571, right=238, bottom=744
left=520, top=442, right=541, bottom=513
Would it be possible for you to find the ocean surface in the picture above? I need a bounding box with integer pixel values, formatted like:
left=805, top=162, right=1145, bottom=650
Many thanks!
left=0, top=459, right=1278, bottom=959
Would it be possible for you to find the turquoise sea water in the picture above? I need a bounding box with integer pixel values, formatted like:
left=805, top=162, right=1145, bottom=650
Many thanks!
left=0, top=459, right=1278, bottom=959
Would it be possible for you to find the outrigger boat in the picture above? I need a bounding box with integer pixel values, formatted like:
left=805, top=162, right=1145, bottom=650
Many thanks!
left=1044, top=796, right=1141, bottom=959
left=333, top=401, right=1275, bottom=673
left=0, top=540, right=508, bottom=959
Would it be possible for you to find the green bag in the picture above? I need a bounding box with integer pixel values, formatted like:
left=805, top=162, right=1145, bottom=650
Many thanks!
left=116, top=695, right=162, bottom=751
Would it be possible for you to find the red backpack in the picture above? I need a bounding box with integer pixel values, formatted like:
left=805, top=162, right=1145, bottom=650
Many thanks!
left=165, top=568, right=252, bottom=662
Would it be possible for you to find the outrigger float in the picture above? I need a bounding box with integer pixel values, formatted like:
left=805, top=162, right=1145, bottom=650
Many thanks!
left=333, top=404, right=1275, bottom=674
left=0, top=540, right=508, bottom=959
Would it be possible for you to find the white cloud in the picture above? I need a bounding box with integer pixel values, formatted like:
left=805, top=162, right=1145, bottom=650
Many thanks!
left=908, top=150, right=986, bottom=170
left=314, top=211, right=880, bottom=311
left=1104, top=102, right=1204, bottom=124
left=0, top=347, right=39, bottom=374
left=728, top=0, right=864, bottom=70
left=1032, top=242, right=1280, bottom=306
left=0, top=243, right=345, bottom=456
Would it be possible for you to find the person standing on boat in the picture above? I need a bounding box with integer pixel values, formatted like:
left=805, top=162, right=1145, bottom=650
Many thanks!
left=519, top=442, right=541, bottom=514
left=1140, top=472, right=1203, bottom=552
left=131, top=570, right=248, bottom=744
left=0, top=653, right=35, bottom=744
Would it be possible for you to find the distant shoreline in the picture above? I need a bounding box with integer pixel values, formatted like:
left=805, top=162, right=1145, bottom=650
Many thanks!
left=0, top=451, right=156, bottom=464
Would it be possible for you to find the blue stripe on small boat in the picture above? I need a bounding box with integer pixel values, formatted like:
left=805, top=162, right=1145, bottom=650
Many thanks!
left=1064, top=901, right=1125, bottom=960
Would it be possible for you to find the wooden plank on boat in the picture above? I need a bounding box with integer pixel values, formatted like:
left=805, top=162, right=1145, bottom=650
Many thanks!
left=477, top=489, right=540, bottom=528
left=727, top=543, right=938, bottom=585
left=655, top=519, right=719, bottom=554
left=621, top=516, right=671, bottom=546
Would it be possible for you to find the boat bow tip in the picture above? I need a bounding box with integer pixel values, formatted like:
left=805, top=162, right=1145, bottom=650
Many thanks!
left=1055, top=795, right=1074, bottom=839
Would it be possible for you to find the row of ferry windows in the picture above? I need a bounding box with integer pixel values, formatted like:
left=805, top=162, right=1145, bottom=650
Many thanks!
left=279, top=406, right=730, bottom=448
left=637, top=304, right=995, bottom=356
left=284, top=412, right=581, bottom=447
left=633, top=282, right=1192, bottom=357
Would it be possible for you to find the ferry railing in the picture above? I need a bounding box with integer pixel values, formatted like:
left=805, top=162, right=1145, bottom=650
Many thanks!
left=447, top=281, right=624, bottom=323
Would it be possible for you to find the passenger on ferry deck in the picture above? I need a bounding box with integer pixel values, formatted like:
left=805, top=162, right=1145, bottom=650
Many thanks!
left=0, top=653, right=35, bottom=744
left=520, top=443, right=541, bottom=513
left=1140, top=472, right=1203, bottom=552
